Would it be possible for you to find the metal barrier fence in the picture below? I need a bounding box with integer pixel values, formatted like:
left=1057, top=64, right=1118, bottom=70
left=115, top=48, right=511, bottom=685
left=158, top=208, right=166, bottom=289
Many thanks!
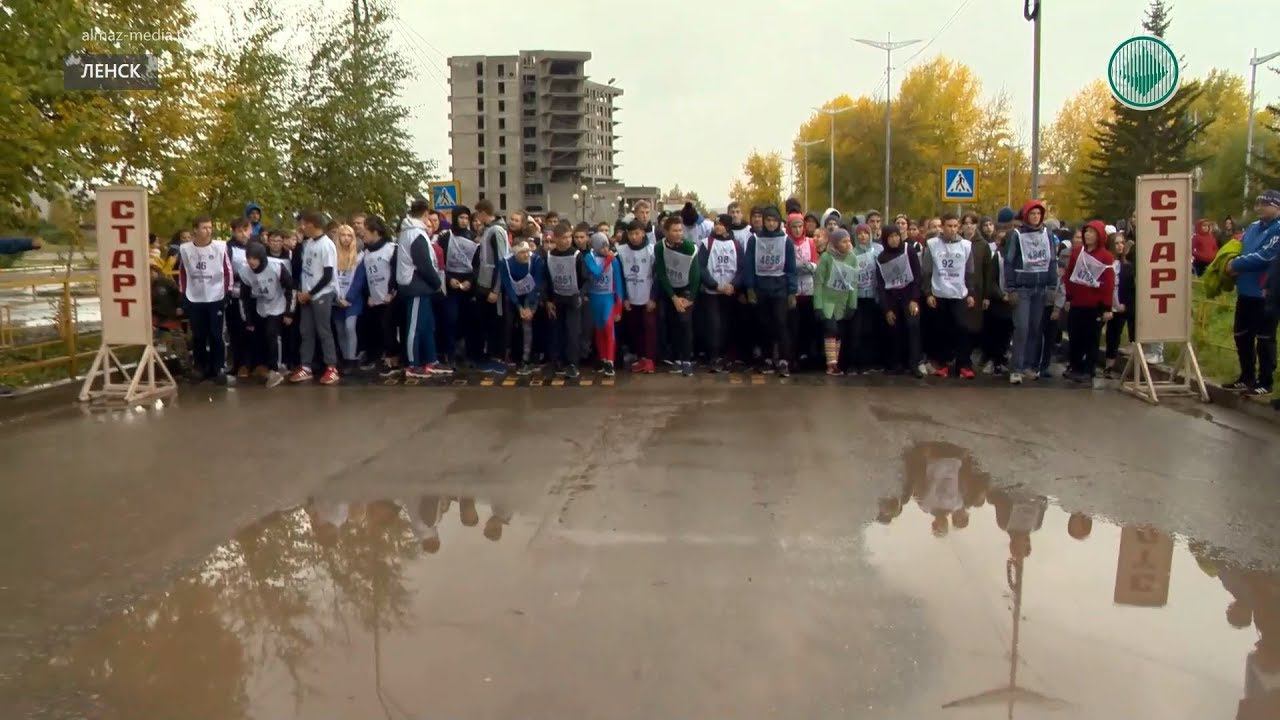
left=0, top=269, right=101, bottom=387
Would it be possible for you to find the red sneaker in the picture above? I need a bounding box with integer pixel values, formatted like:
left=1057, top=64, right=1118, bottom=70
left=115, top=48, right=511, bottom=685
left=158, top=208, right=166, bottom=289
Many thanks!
left=642, top=358, right=657, bottom=374
left=933, top=366, right=951, bottom=378
left=630, top=358, right=647, bottom=373
left=288, top=367, right=313, bottom=383
left=959, top=367, right=976, bottom=380
left=319, top=366, right=340, bottom=385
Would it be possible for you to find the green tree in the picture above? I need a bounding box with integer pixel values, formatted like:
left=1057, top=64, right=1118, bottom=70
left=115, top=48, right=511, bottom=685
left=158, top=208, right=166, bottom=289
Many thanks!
left=1081, top=0, right=1209, bottom=221
left=1252, top=102, right=1280, bottom=192
left=728, top=150, right=784, bottom=213
left=1187, top=70, right=1252, bottom=220
left=662, top=184, right=710, bottom=216
left=0, top=0, right=198, bottom=231
left=290, top=0, right=433, bottom=219
left=170, top=0, right=298, bottom=231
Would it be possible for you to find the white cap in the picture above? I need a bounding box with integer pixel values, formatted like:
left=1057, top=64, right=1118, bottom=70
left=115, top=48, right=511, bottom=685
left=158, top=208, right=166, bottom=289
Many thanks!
left=1105, top=224, right=1118, bottom=236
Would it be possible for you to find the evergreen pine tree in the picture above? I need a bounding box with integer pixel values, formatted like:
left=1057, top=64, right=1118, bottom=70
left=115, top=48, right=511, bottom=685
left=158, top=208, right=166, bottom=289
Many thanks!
left=290, top=0, right=433, bottom=219
left=1081, top=0, right=1209, bottom=221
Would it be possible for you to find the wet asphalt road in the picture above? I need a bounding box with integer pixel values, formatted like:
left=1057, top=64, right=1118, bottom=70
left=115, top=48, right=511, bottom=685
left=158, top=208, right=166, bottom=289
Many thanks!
left=1, top=374, right=1278, bottom=719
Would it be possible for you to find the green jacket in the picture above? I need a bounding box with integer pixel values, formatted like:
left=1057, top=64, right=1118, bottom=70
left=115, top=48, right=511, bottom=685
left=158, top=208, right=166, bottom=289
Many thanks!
left=813, top=250, right=859, bottom=320
left=655, top=240, right=701, bottom=299
left=1203, top=238, right=1242, bottom=299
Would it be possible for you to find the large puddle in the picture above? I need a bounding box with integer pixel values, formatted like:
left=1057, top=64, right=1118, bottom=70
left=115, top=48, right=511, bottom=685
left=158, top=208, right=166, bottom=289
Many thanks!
left=7, top=443, right=1278, bottom=719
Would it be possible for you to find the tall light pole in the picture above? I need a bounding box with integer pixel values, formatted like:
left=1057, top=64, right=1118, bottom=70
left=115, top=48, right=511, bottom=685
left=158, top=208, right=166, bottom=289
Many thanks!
left=1025, top=0, right=1042, bottom=198
left=814, top=106, right=854, bottom=210
left=854, top=33, right=921, bottom=220
left=1245, top=48, right=1280, bottom=203
left=796, top=138, right=825, bottom=212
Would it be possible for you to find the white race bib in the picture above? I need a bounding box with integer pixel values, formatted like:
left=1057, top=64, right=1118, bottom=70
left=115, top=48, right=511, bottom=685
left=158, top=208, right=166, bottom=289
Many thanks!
left=754, top=236, right=786, bottom=277
left=663, top=246, right=694, bottom=288
left=445, top=235, right=479, bottom=274
left=1069, top=251, right=1108, bottom=288
left=548, top=252, right=579, bottom=296
left=618, top=244, right=655, bottom=305
left=877, top=252, right=914, bottom=291
left=826, top=260, right=856, bottom=292
left=1017, top=228, right=1052, bottom=273
left=707, top=239, right=738, bottom=289
left=508, top=264, right=536, bottom=296
left=928, top=238, right=970, bottom=299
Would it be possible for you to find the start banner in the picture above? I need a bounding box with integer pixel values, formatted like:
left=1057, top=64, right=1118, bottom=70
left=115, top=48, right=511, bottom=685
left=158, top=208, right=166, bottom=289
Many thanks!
left=94, top=186, right=152, bottom=345
left=1134, top=174, right=1193, bottom=343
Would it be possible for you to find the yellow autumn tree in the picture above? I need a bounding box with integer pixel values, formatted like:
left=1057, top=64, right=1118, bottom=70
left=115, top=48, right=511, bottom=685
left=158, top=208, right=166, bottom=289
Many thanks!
left=728, top=150, right=784, bottom=213
left=1040, top=79, right=1114, bottom=221
left=794, top=58, right=1002, bottom=218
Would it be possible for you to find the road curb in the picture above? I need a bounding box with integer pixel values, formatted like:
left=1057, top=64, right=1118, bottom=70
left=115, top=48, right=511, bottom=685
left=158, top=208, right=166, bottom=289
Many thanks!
left=1148, top=361, right=1279, bottom=424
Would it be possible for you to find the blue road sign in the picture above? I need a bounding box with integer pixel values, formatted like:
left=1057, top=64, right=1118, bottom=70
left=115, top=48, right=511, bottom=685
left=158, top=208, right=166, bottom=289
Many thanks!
left=429, top=181, right=460, bottom=211
left=941, top=166, right=978, bottom=203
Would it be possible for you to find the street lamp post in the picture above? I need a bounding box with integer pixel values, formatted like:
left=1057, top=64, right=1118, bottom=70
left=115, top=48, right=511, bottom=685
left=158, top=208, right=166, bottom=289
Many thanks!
left=814, top=106, right=854, bottom=210
left=1000, top=138, right=1014, bottom=208
left=1026, top=0, right=1042, bottom=198
left=1245, top=48, right=1280, bottom=203
left=796, top=139, right=825, bottom=212
left=854, top=33, right=921, bottom=220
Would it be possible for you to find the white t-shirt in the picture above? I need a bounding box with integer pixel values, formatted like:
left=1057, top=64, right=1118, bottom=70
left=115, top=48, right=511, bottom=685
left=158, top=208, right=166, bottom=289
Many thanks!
left=301, top=234, right=338, bottom=298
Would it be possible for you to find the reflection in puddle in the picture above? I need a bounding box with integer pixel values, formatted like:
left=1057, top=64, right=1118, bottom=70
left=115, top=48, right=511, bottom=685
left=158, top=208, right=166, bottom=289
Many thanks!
left=874, top=441, right=1279, bottom=719
left=22, top=494, right=521, bottom=720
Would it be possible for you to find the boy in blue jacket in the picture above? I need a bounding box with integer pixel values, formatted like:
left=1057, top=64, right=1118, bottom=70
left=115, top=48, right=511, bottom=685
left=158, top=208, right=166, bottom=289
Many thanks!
left=499, top=240, right=545, bottom=376
left=1226, top=190, right=1280, bottom=395
left=743, top=206, right=798, bottom=377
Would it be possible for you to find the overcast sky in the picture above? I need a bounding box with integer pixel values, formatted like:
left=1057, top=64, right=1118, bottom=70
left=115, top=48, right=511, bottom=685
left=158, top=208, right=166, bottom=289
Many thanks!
left=198, top=0, right=1280, bottom=207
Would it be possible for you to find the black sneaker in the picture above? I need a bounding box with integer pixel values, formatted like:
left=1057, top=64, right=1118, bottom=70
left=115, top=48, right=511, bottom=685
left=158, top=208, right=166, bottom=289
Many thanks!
left=681, top=361, right=694, bottom=377
left=601, top=361, right=616, bottom=377
left=1248, top=386, right=1272, bottom=397
left=566, top=365, right=581, bottom=380
left=709, top=359, right=724, bottom=374
left=517, top=363, right=534, bottom=376
left=1223, top=379, right=1253, bottom=391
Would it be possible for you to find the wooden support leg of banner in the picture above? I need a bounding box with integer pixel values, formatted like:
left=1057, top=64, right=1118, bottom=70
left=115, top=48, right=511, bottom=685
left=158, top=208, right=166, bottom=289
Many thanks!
left=78, top=343, right=177, bottom=406
left=1120, top=342, right=1209, bottom=405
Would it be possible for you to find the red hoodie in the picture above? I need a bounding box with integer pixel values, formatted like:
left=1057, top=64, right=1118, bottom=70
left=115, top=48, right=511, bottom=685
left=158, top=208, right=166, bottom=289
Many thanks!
left=1064, top=220, right=1115, bottom=309
left=1191, top=218, right=1218, bottom=265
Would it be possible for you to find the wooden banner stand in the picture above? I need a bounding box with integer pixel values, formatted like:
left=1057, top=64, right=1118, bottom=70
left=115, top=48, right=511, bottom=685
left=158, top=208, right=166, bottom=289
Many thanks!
left=1120, top=342, right=1208, bottom=405
left=79, top=344, right=176, bottom=405
left=78, top=186, right=178, bottom=406
left=1121, top=173, right=1208, bottom=406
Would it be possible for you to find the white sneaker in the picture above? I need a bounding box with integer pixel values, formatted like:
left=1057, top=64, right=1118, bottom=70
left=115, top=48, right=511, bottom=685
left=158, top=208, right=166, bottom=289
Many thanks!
left=266, top=370, right=284, bottom=388
left=982, top=360, right=995, bottom=375
left=916, top=362, right=930, bottom=376
left=1009, top=372, right=1023, bottom=385
left=1024, top=369, right=1040, bottom=381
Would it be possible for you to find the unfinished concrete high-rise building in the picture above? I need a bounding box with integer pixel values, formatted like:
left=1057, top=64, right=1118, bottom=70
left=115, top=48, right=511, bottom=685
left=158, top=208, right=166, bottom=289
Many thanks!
left=447, top=50, right=627, bottom=217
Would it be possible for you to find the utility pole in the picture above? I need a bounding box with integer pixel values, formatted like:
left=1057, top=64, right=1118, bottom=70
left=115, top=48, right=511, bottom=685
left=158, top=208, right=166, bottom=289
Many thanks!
left=854, top=33, right=921, bottom=220
left=1026, top=0, right=1042, bottom=198
left=797, top=139, right=825, bottom=212
left=1245, top=48, right=1280, bottom=204
left=814, top=106, right=854, bottom=210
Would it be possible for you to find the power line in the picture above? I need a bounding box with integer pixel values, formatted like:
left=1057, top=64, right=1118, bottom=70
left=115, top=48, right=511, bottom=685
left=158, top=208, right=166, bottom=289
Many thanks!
left=392, top=23, right=446, bottom=91
left=393, top=18, right=448, bottom=78
left=899, top=0, right=975, bottom=70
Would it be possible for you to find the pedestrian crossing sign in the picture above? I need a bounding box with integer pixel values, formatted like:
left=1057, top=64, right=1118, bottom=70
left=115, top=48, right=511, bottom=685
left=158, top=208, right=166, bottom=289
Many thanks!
left=429, top=181, right=461, bottom=211
left=941, top=165, right=978, bottom=203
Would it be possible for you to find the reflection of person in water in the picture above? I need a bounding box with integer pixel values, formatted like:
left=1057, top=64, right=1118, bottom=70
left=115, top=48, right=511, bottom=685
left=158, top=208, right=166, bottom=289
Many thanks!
left=989, top=486, right=1048, bottom=558
left=414, top=496, right=447, bottom=553
left=484, top=503, right=513, bottom=541
left=1067, top=512, right=1092, bottom=540
left=899, top=441, right=992, bottom=536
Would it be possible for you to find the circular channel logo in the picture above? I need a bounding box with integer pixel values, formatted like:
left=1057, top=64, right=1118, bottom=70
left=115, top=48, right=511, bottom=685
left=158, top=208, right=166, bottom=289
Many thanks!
left=1107, top=36, right=1181, bottom=111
